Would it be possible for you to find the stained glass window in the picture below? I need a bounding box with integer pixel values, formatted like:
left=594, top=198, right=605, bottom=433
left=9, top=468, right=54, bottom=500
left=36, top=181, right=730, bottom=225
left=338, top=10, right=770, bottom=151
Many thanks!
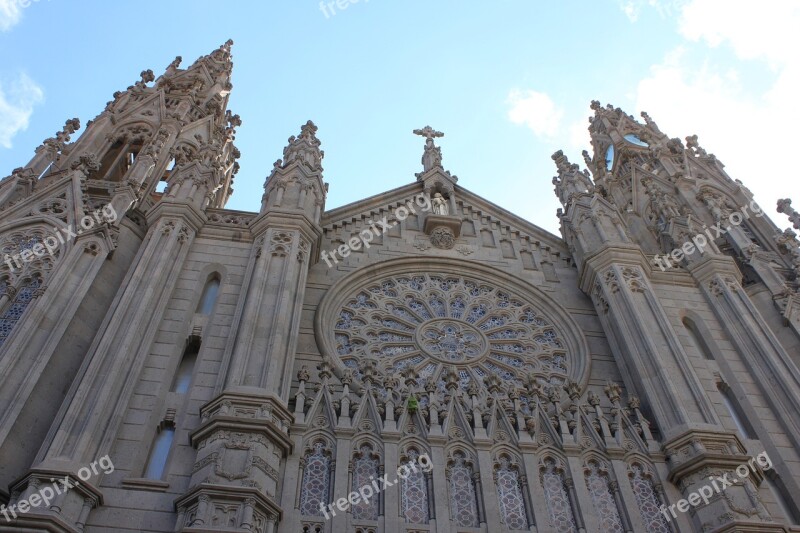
left=300, top=442, right=331, bottom=517
left=496, top=457, right=527, bottom=530
left=0, top=278, right=41, bottom=347
left=351, top=445, right=379, bottom=520
left=584, top=461, right=624, bottom=533
left=401, top=449, right=429, bottom=524
left=541, top=459, right=578, bottom=533
left=448, top=452, right=479, bottom=527
left=629, top=464, right=669, bottom=533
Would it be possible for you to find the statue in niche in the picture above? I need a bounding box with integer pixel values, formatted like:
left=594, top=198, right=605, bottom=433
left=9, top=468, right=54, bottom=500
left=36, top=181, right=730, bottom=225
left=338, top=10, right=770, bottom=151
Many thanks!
left=432, top=192, right=448, bottom=215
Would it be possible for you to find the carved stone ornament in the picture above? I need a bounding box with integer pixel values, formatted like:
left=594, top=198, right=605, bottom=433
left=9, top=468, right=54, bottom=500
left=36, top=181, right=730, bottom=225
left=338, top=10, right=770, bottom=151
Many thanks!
left=429, top=226, right=455, bottom=249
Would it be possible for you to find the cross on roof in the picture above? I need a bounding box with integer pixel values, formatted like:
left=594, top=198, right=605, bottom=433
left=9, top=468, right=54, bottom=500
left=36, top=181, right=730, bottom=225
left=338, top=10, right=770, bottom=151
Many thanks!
left=413, top=126, right=444, bottom=140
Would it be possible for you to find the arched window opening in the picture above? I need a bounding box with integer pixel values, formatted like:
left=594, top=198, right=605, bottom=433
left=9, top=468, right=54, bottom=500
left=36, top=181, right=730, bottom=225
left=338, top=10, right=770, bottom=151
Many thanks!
left=351, top=444, right=379, bottom=520
left=448, top=451, right=479, bottom=527
left=196, top=275, right=220, bottom=315
left=584, top=460, right=624, bottom=533
left=300, top=441, right=332, bottom=517
left=605, top=145, right=615, bottom=170
left=682, top=317, right=714, bottom=360
left=401, top=448, right=429, bottom=524
left=540, top=458, right=578, bottom=533
left=628, top=463, right=669, bottom=533
left=96, top=140, right=142, bottom=182
left=495, top=456, right=528, bottom=530
left=0, top=277, right=42, bottom=347
left=624, top=133, right=649, bottom=147
left=143, top=421, right=175, bottom=480
left=718, top=383, right=757, bottom=439
left=171, top=336, right=200, bottom=394
left=155, top=158, right=175, bottom=194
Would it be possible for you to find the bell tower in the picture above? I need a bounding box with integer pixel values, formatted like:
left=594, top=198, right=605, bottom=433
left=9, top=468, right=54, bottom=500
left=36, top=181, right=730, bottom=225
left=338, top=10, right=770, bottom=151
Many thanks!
left=0, top=40, right=242, bottom=532
left=555, top=101, right=800, bottom=531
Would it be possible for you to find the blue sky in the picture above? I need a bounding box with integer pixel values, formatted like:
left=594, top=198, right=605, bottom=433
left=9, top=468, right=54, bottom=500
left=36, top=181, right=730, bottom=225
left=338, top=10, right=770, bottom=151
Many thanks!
left=1, top=0, right=797, bottom=234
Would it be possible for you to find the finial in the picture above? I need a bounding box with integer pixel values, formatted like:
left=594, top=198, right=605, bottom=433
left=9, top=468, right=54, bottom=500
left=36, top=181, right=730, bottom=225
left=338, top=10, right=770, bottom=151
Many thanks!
left=279, top=120, right=323, bottom=170
left=778, top=199, right=800, bottom=230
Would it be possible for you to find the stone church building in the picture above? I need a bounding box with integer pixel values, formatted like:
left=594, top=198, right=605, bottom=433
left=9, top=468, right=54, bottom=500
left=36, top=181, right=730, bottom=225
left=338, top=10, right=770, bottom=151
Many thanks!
left=0, top=41, right=799, bottom=533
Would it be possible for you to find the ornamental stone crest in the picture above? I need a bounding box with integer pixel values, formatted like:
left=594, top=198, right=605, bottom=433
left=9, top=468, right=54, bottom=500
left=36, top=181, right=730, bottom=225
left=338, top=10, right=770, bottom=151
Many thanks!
left=429, top=226, right=455, bottom=249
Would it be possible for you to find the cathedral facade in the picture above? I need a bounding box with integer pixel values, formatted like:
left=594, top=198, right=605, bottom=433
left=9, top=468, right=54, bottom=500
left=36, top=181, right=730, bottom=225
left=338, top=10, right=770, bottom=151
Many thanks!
left=0, top=42, right=799, bottom=533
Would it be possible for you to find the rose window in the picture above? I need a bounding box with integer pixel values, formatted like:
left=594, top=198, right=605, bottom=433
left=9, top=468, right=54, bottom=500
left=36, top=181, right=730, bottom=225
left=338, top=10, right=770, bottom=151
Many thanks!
left=330, top=273, right=573, bottom=390
left=418, top=320, right=486, bottom=362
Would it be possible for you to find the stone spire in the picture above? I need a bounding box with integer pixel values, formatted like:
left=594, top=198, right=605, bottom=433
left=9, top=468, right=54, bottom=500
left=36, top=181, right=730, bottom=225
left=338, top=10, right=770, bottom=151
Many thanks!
left=551, top=150, right=593, bottom=209
left=281, top=120, right=324, bottom=171
left=260, top=121, right=327, bottom=225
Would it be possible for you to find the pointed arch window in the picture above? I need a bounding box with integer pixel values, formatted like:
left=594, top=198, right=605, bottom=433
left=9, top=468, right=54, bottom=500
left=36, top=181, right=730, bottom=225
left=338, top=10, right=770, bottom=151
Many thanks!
left=495, top=456, right=528, bottom=530
left=351, top=444, right=380, bottom=520
left=605, top=145, right=615, bottom=170
left=401, top=448, right=429, bottom=524
left=540, top=458, right=578, bottom=533
left=629, top=463, right=669, bottom=533
left=718, top=383, right=757, bottom=439
left=96, top=139, right=142, bottom=182
left=682, top=317, right=714, bottom=360
left=448, top=451, right=479, bottom=527
left=196, top=275, right=220, bottom=315
left=584, top=460, right=624, bottom=533
left=143, top=421, right=175, bottom=480
left=300, top=441, right=332, bottom=516
left=0, top=277, right=41, bottom=347
left=171, top=337, right=200, bottom=393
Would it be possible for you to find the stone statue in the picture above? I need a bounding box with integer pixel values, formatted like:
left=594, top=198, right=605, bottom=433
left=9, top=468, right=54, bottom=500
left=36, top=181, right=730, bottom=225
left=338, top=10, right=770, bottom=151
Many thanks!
left=413, top=126, right=445, bottom=172
left=421, top=137, right=442, bottom=171
left=432, top=192, right=448, bottom=215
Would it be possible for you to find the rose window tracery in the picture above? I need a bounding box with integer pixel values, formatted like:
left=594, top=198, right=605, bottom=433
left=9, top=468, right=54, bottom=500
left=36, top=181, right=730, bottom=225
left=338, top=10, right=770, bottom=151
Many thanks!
left=332, top=273, right=573, bottom=390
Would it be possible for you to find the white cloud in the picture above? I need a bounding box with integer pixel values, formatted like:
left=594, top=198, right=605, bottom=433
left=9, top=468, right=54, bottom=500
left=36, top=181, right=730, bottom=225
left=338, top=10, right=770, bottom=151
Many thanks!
left=678, top=0, right=799, bottom=66
left=0, top=72, right=45, bottom=149
left=506, top=89, right=563, bottom=139
left=633, top=0, right=800, bottom=226
left=0, top=0, right=23, bottom=32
